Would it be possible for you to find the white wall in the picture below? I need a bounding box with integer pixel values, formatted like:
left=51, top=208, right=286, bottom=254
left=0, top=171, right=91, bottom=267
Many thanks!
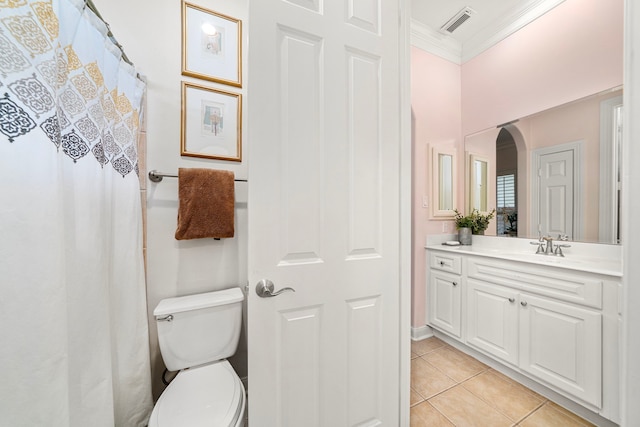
left=96, top=0, right=249, bottom=399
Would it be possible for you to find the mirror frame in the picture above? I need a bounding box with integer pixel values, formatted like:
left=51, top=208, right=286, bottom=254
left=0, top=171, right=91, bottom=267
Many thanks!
left=466, top=152, right=490, bottom=214
left=463, top=88, right=623, bottom=244
left=431, top=146, right=457, bottom=219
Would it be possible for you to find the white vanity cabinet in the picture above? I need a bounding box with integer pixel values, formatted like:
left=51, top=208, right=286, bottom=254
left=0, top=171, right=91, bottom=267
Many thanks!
left=518, top=292, right=602, bottom=407
left=465, top=256, right=604, bottom=408
left=428, top=251, right=462, bottom=338
left=427, top=246, right=620, bottom=423
left=466, top=279, right=519, bottom=365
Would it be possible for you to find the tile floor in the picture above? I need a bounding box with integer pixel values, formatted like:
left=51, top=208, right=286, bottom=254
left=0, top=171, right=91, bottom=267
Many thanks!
left=410, top=337, right=596, bottom=427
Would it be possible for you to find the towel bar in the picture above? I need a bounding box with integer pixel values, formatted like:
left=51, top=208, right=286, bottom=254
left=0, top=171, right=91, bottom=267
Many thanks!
left=148, top=170, right=247, bottom=183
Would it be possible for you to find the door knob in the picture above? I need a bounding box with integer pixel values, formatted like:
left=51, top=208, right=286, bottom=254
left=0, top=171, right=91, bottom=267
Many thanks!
left=256, top=279, right=295, bottom=298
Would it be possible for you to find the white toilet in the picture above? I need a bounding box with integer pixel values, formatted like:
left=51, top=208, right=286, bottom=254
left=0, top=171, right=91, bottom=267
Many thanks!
left=149, top=287, right=246, bottom=427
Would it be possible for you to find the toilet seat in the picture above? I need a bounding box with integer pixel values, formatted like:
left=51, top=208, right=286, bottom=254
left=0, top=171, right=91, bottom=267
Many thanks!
left=149, top=360, right=245, bottom=427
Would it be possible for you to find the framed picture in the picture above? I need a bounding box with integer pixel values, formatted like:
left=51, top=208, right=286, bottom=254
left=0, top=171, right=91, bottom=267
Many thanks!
left=181, top=81, right=242, bottom=162
left=182, top=1, right=242, bottom=87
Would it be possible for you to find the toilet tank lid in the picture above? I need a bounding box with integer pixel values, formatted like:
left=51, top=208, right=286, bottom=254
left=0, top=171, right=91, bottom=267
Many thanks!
left=154, top=287, right=244, bottom=317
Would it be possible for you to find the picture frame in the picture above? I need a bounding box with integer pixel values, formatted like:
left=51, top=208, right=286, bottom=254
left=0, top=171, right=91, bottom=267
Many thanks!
left=181, top=81, right=242, bottom=162
left=182, top=1, right=242, bottom=87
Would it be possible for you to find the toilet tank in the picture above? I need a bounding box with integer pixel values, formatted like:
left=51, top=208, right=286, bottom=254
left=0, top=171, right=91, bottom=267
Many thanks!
left=154, top=287, right=244, bottom=372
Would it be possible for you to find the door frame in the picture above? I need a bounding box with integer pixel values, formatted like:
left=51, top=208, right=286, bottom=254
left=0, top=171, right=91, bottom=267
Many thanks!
left=530, top=141, right=584, bottom=239
left=399, top=1, right=412, bottom=425
left=599, top=95, right=623, bottom=244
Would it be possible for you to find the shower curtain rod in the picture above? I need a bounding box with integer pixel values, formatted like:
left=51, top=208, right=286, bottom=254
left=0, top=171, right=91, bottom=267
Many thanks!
left=84, top=0, right=139, bottom=75
left=148, top=170, right=248, bottom=183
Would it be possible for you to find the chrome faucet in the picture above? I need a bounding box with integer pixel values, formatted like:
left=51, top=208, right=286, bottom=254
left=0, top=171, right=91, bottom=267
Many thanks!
left=531, top=234, right=571, bottom=257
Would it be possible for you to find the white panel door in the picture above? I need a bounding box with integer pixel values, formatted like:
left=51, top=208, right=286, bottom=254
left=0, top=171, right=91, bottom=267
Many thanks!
left=247, top=0, right=402, bottom=425
left=537, top=149, right=574, bottom=238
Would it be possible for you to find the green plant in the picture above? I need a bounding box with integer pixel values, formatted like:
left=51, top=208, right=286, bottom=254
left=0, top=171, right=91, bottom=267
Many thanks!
left=506, top=212, right=517, bottom=232
left=454, top=208, right=496, bottom=234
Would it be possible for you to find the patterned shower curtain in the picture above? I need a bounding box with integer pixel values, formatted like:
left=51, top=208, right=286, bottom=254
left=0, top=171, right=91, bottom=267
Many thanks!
left=0, top=0, right=152, bottom=425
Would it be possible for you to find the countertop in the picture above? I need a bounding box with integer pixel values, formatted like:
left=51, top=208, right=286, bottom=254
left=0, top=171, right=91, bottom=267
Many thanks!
left=425, top=235, right=622, bottom=277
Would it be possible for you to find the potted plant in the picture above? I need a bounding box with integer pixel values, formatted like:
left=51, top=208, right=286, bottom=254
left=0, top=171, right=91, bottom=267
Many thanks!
left=454, top=208, right=496, bottom=244
left=506, top=211, right=517, bottom=236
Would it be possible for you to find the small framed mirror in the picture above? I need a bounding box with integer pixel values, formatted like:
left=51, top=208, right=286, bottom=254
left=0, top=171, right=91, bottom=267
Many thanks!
left=431, top=146, right=457, bottom=218
left=468, top=152, right=489, bottom=212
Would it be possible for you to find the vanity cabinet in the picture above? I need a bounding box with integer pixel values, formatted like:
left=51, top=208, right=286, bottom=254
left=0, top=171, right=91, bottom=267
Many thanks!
left=428, top=252, right=462, bottom=338
left=518, top=292, right=601, bottom=407
left=466, top=279, right=519, bottom=365
left=427, top=247, right=619, bottom=421
left=466, top=278, right=602, bottom=407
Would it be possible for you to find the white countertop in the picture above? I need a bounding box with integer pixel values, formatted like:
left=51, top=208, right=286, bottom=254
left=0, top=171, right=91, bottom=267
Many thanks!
left=426, top=234, right=622, bottom=277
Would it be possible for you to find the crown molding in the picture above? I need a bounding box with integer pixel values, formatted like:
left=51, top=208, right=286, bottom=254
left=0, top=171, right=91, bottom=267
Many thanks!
left=461, top=0, right=567, bottom=62
left=410, top=0, right=567, bottom=65
left=410, top=18, right=462, bottom=65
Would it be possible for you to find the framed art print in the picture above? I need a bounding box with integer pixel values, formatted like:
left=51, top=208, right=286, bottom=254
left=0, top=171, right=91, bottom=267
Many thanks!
left=181, top=81, right=242, bottom=161
left=182, top=1, right=242, bottom=87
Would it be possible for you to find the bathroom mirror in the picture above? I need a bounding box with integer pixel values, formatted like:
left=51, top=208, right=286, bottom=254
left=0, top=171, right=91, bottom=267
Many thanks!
left=464, top=87, right=623, bottom=244
left=467, top=152, right=489, bottom=213
left=431, top=146, right=456, bottom=218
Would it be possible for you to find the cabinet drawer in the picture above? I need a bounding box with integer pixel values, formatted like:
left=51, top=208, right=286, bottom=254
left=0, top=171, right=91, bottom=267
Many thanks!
left=430, top=251, right=462, bottom=275
left=467, top=257, right=602, bottom=309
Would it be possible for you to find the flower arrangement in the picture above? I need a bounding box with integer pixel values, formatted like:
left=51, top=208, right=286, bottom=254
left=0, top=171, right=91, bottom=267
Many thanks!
left=454, top=208, right=496, bottom=235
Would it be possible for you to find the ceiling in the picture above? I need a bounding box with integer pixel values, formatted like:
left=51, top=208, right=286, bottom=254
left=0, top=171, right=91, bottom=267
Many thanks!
left=411, top=0, right=566, bottom=63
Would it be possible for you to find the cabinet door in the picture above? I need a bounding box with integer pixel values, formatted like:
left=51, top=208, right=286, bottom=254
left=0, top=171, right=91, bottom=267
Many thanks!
left=429, top=270, right=462, bottom=338
left=519, top=293, right=602, bottom=408
left=466, top=279, right=519, bottom=366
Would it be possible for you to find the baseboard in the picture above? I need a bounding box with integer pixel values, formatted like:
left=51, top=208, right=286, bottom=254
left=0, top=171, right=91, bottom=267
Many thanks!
left=411, top=325, right=433, bottom=341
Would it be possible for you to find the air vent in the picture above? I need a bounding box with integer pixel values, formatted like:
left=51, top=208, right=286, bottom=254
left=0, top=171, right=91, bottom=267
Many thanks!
left=440, top=7, right=475, bottom=34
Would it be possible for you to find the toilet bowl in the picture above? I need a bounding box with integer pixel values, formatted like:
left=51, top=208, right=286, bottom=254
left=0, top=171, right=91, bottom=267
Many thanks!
left=148, top=360, right=245, bottom=427
left=149, top=288, right=246, bottom=427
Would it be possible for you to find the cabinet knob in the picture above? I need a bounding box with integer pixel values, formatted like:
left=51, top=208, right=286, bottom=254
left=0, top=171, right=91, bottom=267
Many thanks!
left=439, top=261, right=445, bottom=266
left=452, top=281, right=458, bottom=286
left=520, top=301, right=528, bottom=307
left=508, top=297, right=515, bottom=303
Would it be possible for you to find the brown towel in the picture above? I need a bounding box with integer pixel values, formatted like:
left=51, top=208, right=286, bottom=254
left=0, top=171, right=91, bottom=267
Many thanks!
left=175, top=168, right=235, bottom=240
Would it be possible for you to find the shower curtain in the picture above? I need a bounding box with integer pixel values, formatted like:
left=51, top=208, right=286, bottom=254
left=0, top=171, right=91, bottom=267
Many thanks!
left=0, top=0, right=152, bottom=425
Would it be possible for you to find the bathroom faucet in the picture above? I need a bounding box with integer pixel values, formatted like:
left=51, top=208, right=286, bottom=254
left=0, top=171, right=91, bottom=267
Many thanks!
left=531, top=233, right=571, bottom=256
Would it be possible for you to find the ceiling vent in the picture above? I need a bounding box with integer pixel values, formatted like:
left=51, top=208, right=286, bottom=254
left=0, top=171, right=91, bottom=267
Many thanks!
left=440, top=7, right=475, bottom=34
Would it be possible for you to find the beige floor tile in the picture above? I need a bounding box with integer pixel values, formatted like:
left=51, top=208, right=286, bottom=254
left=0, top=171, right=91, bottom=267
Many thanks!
left=490, top=369, right=546, bottom=401
left=410, top=401, right=455, bottom=427
left=462, top=370, right=545, bottom=422
left=430, top=385, right=513, bottom=427
left=519, top=402, right=593, bottom=427
left=410, top=387, right=425, bottom=406
left=411, top=357, right=457, bottom=399
left=422, top=345, right=489, bottom=382
left=411, top=337, right=447, bottom=356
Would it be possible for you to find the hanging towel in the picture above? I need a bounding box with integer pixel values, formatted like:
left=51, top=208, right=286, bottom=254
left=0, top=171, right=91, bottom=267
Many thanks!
left=175, top=168, right=235, bottom=240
